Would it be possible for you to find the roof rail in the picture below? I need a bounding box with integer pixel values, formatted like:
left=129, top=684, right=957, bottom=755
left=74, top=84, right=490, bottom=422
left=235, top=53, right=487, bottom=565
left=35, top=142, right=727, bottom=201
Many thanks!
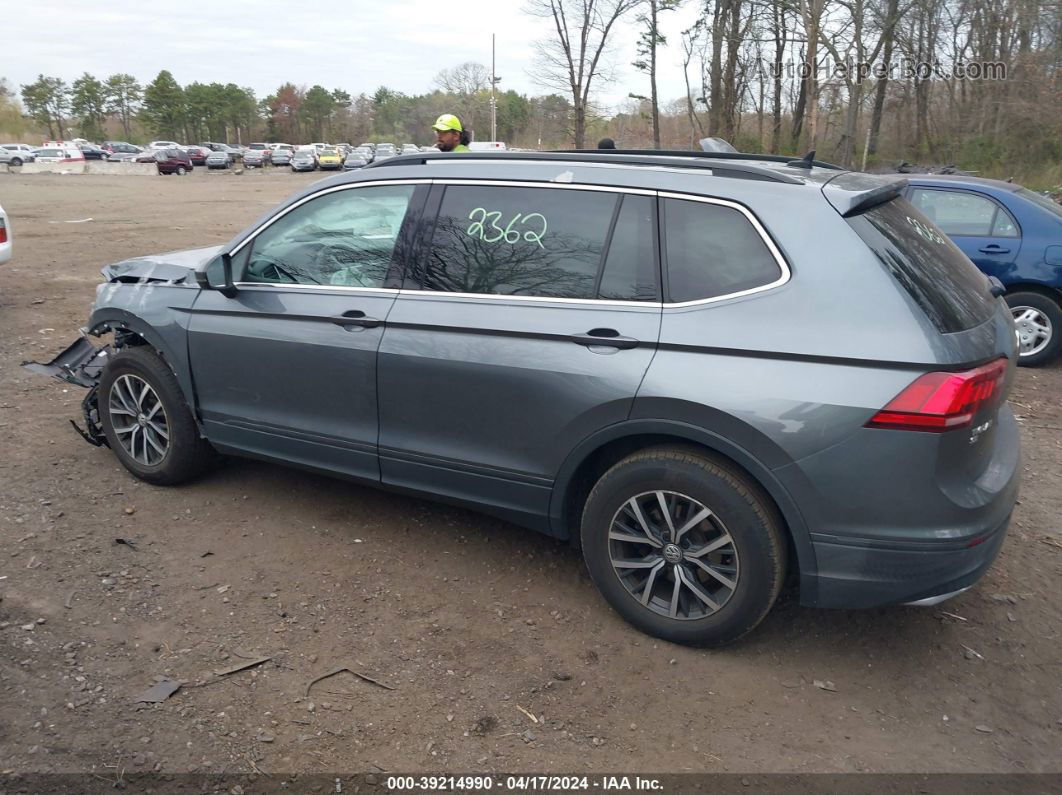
left=364, top=150, right=811, bottom=184
left=565, top=148, right=843, bottom=170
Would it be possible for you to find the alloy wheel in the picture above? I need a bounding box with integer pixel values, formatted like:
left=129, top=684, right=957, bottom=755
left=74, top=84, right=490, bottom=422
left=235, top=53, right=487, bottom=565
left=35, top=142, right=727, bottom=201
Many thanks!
left=608, top=490, right=739, bottom=620
left=108, top=374, right=170, bottom=466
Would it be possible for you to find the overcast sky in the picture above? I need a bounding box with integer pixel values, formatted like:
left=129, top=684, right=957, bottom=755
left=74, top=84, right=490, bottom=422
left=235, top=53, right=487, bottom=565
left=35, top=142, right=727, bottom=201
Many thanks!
left=5, top=0, right=703, bottom=114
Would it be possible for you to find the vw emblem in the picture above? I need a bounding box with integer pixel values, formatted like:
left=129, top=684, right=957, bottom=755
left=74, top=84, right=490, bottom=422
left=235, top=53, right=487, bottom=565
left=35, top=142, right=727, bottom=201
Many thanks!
left=663, top=543, right=683, bottom=564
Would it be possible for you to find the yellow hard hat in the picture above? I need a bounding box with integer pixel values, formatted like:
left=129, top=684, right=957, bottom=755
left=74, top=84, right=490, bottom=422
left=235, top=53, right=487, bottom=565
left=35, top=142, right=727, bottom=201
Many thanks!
left=432, top=114, right=463, bottom=132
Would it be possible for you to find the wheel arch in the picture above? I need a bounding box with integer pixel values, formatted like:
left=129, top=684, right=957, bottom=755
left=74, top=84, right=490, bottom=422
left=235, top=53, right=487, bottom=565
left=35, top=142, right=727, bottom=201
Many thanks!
left=87, top=309, right=197, bottom=415
left=549, top=419, right=818, bottom=598
left=1003, top=282, right=1062, bottom=303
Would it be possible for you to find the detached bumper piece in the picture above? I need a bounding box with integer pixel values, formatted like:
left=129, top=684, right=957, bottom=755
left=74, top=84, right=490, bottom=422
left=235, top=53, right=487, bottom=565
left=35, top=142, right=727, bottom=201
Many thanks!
left=22, top=336, right=113, bottom=447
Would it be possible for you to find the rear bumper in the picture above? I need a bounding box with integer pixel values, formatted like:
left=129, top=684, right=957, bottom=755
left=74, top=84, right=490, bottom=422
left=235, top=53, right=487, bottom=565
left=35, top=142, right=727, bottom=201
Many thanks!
left=806, top=511, right=1010, bottom=608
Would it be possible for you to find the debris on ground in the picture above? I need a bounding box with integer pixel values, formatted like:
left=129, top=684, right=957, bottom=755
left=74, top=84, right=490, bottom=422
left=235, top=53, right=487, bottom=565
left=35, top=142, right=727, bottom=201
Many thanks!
left=134, top=678, right=182, bottom=703
left=213, top=655, right=273, bottom=678
left=305, top=665, right=395, bottom=697
left=813, top=680, right=837, bottom=692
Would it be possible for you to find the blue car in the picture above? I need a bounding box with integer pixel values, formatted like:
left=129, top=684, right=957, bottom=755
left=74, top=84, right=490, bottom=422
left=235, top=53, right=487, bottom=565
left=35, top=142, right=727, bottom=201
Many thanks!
left=904, top=176, right=1062, bottom=366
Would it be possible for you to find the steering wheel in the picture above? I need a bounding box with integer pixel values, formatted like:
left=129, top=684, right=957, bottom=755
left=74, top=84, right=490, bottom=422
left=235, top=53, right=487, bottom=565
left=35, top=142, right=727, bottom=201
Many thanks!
left=252, top=253, right=319, bottom=284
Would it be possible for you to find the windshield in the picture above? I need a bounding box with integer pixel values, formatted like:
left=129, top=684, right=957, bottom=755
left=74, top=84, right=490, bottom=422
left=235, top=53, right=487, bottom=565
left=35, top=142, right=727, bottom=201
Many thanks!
left=1016, top=187, right=1062, bottom=219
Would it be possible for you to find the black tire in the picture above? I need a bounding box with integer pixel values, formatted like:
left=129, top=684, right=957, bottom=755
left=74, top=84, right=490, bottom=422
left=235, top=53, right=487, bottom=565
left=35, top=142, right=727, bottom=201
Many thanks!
left=98, top=347, right=215, bottom=485
left=1006, top=291, right=1062, bottom=367
left=11, top=157, right=22, bottom=167
left=176, top=166, right=187, bottom=176
left=580, top=447, right=787, bottom=647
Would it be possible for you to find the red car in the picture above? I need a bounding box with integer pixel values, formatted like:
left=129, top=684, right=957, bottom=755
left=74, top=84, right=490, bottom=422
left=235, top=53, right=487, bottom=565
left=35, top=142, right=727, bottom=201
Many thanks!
left=183, top=146, right=210, bottom=166
left=136, top=148, right=194, bottom=175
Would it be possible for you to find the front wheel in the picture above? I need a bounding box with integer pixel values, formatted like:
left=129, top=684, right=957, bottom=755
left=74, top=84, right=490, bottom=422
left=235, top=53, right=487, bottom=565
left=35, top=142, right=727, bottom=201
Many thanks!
left=10, top=157, right=22, bottom=167
left=580, top=447, right=787, bottom=646
left=99, top=347, right=215, bottom=485
left=1007, top=291, right=1062, bottom=367
left=176, top=166, right=187, bottom=176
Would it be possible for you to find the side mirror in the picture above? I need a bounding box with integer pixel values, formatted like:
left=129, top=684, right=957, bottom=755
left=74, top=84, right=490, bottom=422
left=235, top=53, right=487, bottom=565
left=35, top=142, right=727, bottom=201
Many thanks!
left=196, top=253, right=239, bottom=298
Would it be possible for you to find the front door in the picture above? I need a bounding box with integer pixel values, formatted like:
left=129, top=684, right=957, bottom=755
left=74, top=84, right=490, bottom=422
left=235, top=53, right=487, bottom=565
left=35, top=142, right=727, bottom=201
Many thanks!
left=187, top=181, right=427, bottom=481
left=377, top=182, right=662, bottom=528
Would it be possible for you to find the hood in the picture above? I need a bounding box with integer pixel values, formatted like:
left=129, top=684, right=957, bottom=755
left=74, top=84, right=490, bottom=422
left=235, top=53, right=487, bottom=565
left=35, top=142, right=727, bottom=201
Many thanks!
left=100, top=244, right=223, bottom=284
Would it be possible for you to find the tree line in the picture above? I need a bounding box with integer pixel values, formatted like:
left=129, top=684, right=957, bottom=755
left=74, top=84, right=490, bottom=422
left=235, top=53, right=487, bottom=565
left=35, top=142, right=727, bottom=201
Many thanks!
left=6, top=67, right=576, bottom=150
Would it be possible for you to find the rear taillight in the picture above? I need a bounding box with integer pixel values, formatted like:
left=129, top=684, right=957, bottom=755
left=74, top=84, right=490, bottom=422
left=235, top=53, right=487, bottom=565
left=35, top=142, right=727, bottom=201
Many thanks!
left=866, top=358, right=1007, bottom=432
left=0, top=219, right=7, bottom=244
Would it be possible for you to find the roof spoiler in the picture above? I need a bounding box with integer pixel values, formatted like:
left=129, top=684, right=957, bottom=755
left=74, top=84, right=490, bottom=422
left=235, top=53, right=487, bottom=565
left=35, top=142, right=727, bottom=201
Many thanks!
left=822, top=173, right=908, bottom=217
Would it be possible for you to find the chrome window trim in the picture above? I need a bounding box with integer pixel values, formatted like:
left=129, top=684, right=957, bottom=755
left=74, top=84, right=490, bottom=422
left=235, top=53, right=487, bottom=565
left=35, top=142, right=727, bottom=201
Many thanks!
left=398, top=180, right=790, bottom=309
left=656, top=189, right=791, bottom=308
left=432, top=178, right=655, bottom=197
left=224, top=177, right=790, bottom=308
left=394, top=289, right=660, bottom=309
left=232, top=282, right=400, bottom=296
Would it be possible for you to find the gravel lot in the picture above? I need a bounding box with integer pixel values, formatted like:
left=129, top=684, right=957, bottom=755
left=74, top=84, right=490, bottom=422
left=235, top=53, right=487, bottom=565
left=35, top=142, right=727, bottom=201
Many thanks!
left=1, top=172, right=1060, bottom=778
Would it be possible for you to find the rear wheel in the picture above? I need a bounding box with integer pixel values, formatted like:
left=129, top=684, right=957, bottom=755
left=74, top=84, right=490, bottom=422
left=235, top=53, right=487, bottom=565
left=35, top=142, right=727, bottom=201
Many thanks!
left=1007, top=291, right=1062, bottom=367
left=580, top=447, right=787, bottom=646
left=99, top=347, right=215, bottom=485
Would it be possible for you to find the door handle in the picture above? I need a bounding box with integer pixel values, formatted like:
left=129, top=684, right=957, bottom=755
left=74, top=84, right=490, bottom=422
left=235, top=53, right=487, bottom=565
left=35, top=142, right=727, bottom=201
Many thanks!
left=978, top=245, right=1010, bottom=254
left=330, top=310, right=382, bottom=328
left=570, top=328, right=640, bottom=350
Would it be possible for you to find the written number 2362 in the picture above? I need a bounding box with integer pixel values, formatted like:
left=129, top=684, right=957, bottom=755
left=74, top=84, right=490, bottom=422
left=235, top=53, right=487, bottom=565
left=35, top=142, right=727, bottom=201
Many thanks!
left=467, top=208, right=547, bottom=249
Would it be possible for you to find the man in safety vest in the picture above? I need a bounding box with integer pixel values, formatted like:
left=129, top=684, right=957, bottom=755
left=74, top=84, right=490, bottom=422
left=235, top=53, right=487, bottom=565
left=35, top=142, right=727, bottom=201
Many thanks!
left=433, top=114, right=471, bottom=152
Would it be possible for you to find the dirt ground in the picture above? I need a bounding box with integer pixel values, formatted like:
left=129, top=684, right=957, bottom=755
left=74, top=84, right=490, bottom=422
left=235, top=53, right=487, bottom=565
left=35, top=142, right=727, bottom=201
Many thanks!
left=0, top=172, right=1060, bottom=780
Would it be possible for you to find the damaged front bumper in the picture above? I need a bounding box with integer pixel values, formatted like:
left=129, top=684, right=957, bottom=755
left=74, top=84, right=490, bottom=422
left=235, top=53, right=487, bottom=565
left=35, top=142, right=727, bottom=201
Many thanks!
left=23, top=335, right=114, bottom=447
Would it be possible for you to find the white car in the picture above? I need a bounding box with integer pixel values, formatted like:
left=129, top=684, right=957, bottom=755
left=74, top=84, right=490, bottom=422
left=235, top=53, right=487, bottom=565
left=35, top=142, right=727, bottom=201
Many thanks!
left=0, top=144, right=38, bottom=166
left=33, top=143, right=85, bottom=163
left=0, top=203, right=11, bottom=265
left=148, top=140, right=181, bottom=150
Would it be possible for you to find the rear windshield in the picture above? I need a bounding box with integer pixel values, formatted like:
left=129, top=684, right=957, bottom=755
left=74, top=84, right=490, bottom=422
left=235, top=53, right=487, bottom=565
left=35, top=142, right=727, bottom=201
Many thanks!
left=1016, top=187, right=1062, bottom=219
left=846, top=197, right=993, bottom=333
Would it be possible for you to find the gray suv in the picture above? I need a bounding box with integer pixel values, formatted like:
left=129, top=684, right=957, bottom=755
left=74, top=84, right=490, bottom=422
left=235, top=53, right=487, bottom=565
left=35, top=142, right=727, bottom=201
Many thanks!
left=28, top=150, right=1021, bottom=645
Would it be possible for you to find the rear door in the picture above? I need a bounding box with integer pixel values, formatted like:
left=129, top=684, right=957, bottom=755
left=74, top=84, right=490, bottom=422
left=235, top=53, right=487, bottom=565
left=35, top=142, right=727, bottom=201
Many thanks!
left=908, top=186, right=1022, bottom=282
left=376, top=181, right=662, bottom=528
left=187, top=180, right=428, bottom=480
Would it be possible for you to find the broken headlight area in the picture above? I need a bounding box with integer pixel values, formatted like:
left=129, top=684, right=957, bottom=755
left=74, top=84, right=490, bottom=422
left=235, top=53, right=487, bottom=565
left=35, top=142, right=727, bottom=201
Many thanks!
left=22, top=335, right=113, bottom=447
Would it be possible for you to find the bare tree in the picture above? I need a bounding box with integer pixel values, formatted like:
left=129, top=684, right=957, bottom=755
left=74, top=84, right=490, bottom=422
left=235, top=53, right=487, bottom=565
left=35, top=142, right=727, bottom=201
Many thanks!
left=526, top=0, right=640, bottom=147
left=434, top=63, right=491, bottom=95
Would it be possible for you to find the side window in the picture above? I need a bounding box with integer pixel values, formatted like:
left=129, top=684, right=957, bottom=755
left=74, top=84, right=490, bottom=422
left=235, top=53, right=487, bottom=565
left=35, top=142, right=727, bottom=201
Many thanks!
left=597, top=194, right=659, bottom=301
left=909, top=188, right=1016, bottom=237
left=662, top=198, right=782, bottom=303
left=415, top=185, right=617, bottom=299
left=991, top=207, right=1019, bottom=237
left=242, top=184, right=416, bottom=287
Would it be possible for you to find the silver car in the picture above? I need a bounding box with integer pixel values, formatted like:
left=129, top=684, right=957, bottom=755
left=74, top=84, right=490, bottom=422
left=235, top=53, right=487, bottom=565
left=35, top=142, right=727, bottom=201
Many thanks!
left=205, top=150, right=232, bottom=169
left=271, top=147, right=294, bottom=166
left=290, top=150, right=317, bottom=172
left=0, top=143, right=38, bottom=166
left=27, top=150, right=1021, bottom=646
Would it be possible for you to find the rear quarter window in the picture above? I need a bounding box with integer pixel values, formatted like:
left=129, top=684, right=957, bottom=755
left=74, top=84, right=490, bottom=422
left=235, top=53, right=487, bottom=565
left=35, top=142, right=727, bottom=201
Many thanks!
left=846, top=197, right=994, bottom=333
left=662, top=197, right=784, bottom=303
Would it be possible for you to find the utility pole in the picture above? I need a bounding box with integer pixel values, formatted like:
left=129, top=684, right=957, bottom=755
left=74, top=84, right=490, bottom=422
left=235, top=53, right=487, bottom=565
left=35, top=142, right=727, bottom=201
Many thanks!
left=491, top=33, right=497, bottom=142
